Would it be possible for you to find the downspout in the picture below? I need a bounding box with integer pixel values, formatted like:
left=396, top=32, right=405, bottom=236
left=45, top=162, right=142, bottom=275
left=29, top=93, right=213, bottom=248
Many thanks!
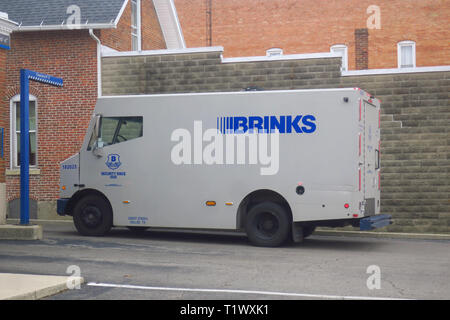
left=89, top=29, right=102, bottom=97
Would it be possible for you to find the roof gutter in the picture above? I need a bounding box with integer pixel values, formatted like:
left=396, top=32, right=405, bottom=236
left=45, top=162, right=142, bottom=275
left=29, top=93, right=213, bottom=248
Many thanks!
left=16, top=23, right=116, bottom=32
left=89, top=29, right=102, bottom=98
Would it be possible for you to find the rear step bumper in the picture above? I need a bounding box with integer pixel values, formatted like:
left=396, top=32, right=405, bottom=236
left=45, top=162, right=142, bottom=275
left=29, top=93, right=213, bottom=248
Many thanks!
left=359, top=214, right=392, bottom=231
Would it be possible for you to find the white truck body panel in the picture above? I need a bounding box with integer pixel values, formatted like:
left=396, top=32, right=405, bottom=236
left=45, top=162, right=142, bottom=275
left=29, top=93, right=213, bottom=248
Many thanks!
left=60, top=88, right=381, bottom=230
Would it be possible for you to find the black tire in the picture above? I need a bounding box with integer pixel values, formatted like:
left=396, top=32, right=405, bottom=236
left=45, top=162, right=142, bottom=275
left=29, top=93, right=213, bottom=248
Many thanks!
left=73, top=195, right=113, bottom=236
left=303, top=226, right=316, bottom=238
left=245, top=202, right=291, bottom=247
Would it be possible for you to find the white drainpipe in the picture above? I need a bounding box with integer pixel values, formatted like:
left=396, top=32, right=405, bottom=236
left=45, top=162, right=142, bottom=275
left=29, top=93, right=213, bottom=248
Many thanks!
left=89, top=29, right=102, bottom=97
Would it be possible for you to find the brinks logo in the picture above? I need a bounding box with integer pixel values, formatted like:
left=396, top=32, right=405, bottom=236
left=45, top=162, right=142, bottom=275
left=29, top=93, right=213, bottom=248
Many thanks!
left=217, top=115, right=317, bottom=134
left=105, top=154, right=122, bottom=170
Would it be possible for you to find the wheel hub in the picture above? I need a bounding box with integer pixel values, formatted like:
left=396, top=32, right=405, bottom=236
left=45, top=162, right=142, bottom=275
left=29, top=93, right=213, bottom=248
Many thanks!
left=256, top=212, right=279, bottom=237
left=81, top=206, right=102, bottom=228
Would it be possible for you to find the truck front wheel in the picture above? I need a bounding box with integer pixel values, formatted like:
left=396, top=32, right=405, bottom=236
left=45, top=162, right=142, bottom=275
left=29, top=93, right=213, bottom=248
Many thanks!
left=245, top=202, right=291, bottom=247
left=73, top=195, right=113, bottom=236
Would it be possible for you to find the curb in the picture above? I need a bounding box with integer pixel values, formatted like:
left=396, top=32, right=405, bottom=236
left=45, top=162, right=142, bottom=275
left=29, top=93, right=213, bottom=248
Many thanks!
left=0, top=274, right=84, bottom=300
left=314, top=229, right=450, bottom=241
left=0, top=225, right=43, bottom=240
left=6, top=218, right=72, bottom=224
left=5, top=219, right=450, bottom=241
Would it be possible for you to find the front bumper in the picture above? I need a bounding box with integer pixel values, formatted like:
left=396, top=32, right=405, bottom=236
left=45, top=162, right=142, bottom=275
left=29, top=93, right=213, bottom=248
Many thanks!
left=359, top=214, right=392, bottom=231
left=57, top=198, right=70, bottom=216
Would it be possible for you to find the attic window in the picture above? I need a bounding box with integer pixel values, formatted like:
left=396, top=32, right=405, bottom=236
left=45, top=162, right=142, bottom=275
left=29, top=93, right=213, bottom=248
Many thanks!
left=266, top=48, right=283, bottom=57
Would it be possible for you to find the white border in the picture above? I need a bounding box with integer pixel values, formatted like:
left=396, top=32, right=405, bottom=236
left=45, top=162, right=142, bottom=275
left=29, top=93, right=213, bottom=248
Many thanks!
left=130, top=0, right=141, bottom=51
left=102, top=46, right=224, bottom=57
left=17, top=23, right=115, bottom=32
left=89, top=30, right=102, bottom=97
left=169, top=0, right=186, bottom=48
left=10, top=94, right=38, bottom=169
left=101, top=88, right=363, bottom=100
left=87, top=282, right=410, bottom=300
left=330, top=44, right=348, bottom=72
left=397, top=40, right=416, bottom=69
left=221, top=52, right=341, bottom=64
left=342, top=65, right=450, bottom=76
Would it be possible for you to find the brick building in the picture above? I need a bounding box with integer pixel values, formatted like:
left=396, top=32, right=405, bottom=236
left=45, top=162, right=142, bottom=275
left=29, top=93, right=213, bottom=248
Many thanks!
left=174, top=0, right=450, bottom=70
left=0, top=0, right=448, bottom=232
left=0, top=12, right=17, bottom=224
left=0, top=0, right=184, bottom=219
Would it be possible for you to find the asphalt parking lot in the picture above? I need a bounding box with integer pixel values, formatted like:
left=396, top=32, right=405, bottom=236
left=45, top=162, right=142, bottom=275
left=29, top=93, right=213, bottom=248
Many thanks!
left=0, top=222, right=449, bottom=300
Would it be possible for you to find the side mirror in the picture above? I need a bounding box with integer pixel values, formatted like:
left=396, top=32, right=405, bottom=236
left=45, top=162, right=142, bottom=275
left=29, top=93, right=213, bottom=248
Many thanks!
left=94, top=114, right=101, bottom=139
left=93, top=139, right=104, bottom=158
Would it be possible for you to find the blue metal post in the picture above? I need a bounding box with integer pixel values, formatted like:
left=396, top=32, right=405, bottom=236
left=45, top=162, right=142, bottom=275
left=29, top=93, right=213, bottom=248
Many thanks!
left=20, top=69, right=30, bottom=225
left=19, top=70, right=63, bottom=225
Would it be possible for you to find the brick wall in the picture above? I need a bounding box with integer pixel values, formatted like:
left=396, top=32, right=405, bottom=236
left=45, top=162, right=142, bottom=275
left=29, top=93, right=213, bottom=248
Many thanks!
left=98, top=0, right=133, bottom=51
left=142, top=0, right=166, bottom=50
left=99, top=0, right=167, bottom=52
left=4, top=30, right=98, bottom=209
left=174, top=0, right=450, bottom=69
left=101, top=51, right=450, bottom=233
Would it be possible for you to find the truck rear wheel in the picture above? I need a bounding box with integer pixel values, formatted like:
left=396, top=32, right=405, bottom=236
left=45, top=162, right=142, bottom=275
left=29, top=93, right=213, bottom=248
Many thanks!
left=73, top=195, right=113, bottom=236
left=245, top=202, right=291, bottom=247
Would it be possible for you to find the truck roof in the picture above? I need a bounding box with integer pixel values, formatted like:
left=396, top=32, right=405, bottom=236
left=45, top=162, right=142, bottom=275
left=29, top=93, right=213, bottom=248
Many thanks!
left=100, top=88, right=379, bottom=102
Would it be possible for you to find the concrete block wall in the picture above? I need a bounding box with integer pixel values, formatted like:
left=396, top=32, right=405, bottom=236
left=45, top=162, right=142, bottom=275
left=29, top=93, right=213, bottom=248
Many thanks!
left=341, top=72, right=450, bottom=233
left=101, top=50, right=450, bottom=233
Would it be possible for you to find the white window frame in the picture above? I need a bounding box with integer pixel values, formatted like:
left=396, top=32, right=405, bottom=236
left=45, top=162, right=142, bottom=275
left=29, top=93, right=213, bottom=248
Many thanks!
left=10, top=94, right=38, bottom=169
left=330, top=44, right=348, bottom=72
left=266, top=48, right=283, bottom=57
left=131, top=0, right=142, bottom=51
left=397, top=41, right=416, bottom=68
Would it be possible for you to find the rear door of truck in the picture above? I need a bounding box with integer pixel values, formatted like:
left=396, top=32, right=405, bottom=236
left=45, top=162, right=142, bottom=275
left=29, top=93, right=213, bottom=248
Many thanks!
left=363, top=99, right=381, bottom=216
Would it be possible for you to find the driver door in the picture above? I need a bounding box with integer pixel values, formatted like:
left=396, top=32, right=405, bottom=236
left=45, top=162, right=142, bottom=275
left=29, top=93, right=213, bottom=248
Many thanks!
left=79, top=116, right=145, bottom=226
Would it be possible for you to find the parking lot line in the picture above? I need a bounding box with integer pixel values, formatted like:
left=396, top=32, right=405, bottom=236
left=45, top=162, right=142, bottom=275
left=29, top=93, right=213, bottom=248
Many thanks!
left=87, top=282, right=410, bottom=300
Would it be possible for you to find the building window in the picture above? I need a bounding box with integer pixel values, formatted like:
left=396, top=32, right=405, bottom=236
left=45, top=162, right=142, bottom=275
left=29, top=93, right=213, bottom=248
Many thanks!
left=131, top=0, right=141, bottom=51
left=266, top=48, right=283, bottom=57
left=331, top=45, right=348, bottom=71
left=10, top=95, right=38, bottom=168
left=398, top=41, right=416, bottom=68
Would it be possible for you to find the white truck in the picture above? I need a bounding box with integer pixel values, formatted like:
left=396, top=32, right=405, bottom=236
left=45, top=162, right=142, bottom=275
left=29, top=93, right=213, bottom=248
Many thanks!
left=57, top=88, right=391, bottom=247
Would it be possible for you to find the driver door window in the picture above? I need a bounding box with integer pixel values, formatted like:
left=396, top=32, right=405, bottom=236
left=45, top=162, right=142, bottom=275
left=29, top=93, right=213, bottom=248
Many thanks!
left=89, top=116, right=143, bottom=150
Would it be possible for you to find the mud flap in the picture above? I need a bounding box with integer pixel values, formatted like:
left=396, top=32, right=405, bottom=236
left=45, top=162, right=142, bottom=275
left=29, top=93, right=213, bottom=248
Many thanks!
left=292, top=223, right=304, bottom=243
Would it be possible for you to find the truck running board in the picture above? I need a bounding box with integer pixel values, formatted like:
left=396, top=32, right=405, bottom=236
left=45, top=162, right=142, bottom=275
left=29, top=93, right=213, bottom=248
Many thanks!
left=359, top=214, right=392, bottom=231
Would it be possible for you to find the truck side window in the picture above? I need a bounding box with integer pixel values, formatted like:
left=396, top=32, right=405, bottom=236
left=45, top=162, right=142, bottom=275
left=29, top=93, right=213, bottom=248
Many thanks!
left=115, top=117, right=143, bottom=143
left=101, top=117, right=121, bottom=146
left=87, top=117, right=144, bottom=150
left=97, top=116, right=143, bottom=148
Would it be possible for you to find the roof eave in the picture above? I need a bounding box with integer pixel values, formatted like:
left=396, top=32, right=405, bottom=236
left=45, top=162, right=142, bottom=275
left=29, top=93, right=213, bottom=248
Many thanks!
left=15, top=23, right=116, bottom=32
left=114, top=0, right=129, bottom=26
left=0, top=17, right=18, bottom=34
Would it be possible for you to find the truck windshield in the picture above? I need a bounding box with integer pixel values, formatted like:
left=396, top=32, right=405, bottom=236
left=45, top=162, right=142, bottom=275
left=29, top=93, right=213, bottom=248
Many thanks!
left=88, top=116, right=143, bottom=150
